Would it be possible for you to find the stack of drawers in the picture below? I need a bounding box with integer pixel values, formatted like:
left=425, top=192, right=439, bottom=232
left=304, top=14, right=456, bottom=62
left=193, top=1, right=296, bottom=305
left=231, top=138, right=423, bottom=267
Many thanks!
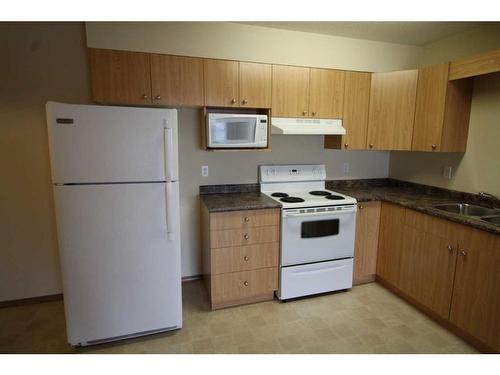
left=201, top=207, right=280, bottom=309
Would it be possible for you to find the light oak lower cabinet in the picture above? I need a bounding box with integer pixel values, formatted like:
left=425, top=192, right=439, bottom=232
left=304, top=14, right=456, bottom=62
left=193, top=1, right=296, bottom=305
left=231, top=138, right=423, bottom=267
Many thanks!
left=201, top=206, right=280, bottom=309
left=375, top=205, right=500, bottom=353
left=450, top=227, right=500, bottom=352
left=376, top=202, right=405, bottom=285
left=353, top=201, right=381, bottom=285
left=399, top=211, right=458, bottom=319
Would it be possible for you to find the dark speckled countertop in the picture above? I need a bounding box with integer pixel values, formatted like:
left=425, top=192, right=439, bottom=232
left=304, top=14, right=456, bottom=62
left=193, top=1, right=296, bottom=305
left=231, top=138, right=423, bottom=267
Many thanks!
left=200, top=180, right=500, bottom=235
left=327, top=179, right=500, bottom=235
left=200, top=184, right=281, bottom=213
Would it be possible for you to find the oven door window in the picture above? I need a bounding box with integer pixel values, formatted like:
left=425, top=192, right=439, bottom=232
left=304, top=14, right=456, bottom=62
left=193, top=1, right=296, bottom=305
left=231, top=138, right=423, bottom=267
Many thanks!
left=301, top=219, right=339, bottom=238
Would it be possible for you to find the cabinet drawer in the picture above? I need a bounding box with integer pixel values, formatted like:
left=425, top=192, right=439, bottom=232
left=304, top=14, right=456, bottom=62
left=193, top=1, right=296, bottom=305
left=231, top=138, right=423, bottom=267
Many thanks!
left=211, top=267, right=278, bottom=306
left=210, top=226, right=279, bottom=248
left=210, top=208, right=280, bottom=231
left=212, top=243, right=279, bottom=274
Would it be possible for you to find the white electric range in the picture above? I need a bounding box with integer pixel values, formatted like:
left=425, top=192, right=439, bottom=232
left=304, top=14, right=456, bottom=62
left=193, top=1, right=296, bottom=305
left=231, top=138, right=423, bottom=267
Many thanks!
left=260, top=164, right=357, bottom=300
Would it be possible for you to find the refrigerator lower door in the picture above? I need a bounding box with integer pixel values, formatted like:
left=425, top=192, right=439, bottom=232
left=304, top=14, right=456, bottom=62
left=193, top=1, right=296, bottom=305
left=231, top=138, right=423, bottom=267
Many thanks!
left=53, top=182, right=182, bottom=346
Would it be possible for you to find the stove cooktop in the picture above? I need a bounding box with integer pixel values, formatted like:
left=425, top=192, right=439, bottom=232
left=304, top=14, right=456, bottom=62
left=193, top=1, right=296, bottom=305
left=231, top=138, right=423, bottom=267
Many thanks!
left=263, top=189, right=357, bottom=209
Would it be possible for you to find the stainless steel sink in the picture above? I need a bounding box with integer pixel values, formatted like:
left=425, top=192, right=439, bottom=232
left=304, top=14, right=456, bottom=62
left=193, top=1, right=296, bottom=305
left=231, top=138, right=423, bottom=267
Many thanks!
left=481, top=215, right=500, bottom=226
left=431, top=203, right=499, bottom=217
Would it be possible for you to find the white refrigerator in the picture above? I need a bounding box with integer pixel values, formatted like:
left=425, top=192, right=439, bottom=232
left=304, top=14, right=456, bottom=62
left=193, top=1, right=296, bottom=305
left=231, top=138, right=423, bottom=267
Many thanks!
left=46, top=102, right=182, bottom=346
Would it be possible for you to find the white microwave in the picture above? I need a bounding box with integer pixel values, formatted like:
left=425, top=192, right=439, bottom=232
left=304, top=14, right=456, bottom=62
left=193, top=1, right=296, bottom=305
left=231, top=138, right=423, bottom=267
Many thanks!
left=207, top=113, right=268, bottom=148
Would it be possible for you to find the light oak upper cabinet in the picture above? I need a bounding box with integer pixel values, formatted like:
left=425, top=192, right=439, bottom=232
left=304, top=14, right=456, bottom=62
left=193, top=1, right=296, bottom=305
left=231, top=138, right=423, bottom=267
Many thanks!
left=204, top=59, right=239, bottom=107
left=239, top=62, right=272, bottom=108
left=412, top=62, right=473, bottom=152
left=353, top=201, right=381, bottom=285
left=367, top=69, right=418, bottom=150
left=150, top=54, right=204, bottom=106
left=272, top=65, right=310, bottom=117
left=89, top=48, right=152, bottom=105
left=376, top=202, right=405, bottom=285
left=399, top=210, right=458, bottom=319
left=309, top=68, right=345, bottom=118
left=324, top=71, right=371, bottom=150
left=450, top=228, right=500, bottom=352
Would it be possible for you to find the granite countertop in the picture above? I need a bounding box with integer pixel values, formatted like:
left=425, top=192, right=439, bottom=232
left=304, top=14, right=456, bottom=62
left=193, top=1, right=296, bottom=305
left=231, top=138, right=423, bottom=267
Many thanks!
left=200, top=192, right=281, bottom=213
left=328, top=181, right=500, bottom=236
left=199, top=180, right=500, bottom=235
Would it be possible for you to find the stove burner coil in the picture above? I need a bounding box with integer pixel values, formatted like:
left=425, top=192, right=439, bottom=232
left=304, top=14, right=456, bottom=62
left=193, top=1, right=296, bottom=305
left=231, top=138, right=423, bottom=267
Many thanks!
left=280, top=196, right=305, bottom=203
left=271, top=192, right=289, bottom=198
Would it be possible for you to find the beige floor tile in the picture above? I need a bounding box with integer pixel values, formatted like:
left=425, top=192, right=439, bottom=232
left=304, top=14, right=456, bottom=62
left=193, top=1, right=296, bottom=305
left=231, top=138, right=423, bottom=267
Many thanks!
left=0, top=280, right=480, bottom=354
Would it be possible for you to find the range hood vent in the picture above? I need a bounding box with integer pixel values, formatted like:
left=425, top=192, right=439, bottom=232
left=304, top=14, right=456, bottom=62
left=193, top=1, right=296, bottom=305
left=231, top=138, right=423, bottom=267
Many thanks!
left=271, top=117, right=346, bottom=135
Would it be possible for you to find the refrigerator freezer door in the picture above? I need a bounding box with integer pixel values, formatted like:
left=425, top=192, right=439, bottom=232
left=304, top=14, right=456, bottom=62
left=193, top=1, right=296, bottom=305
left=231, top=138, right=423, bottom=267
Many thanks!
left=53, top=183, right=182, bottom=346
left=46, top=102, right=178, bottom=184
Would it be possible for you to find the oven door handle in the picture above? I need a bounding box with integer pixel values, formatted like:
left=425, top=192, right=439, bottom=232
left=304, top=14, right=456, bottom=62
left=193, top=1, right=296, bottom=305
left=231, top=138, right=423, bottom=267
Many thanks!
left=283, top=209, right=356, bottom=219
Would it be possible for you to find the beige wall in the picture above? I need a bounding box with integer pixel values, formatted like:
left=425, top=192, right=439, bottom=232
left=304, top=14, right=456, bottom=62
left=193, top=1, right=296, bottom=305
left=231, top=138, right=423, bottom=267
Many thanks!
left=389, top=25, right=500, bottom=197
left=0, top=23, right=90, bottom=301
left=85, top=22, right=421, bottom=72
left=2, top=22, right=422, bottom=300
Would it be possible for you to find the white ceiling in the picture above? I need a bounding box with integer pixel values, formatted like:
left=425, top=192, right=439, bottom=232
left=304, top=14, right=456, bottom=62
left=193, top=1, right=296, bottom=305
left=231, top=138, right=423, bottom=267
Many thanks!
left=240, top=22, right=499, bottom=46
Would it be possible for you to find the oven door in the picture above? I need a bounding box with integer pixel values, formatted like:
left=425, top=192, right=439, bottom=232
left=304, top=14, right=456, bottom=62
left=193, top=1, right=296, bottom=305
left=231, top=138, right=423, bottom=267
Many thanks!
left=208, top=116, right=258, bottom=148
left=281, top=206, right=356, bottom=266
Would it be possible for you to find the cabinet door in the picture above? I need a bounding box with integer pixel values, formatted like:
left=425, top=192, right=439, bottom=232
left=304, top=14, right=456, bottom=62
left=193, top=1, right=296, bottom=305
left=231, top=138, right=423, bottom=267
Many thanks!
left=353, top=201, right=381, bottom=285
left=150, top=54, right=204, bottom=106
left=204, top=59, right=239, bottom=107
left=309, top=68, right=345, bottom=119
left=239, top=62, right=272, bottom=108
left=367, top=69, right=418, bottom=150
left=271, top=65, right=310, bottom=117
left=399, top=226, right=458, bottom=319
left=412, top=63, right=449, bottom=152
left=89, top=48, right=152, bottom=105
left=341, top=71, right=371, bottom=150
left=376, top=202, right=405, bottom=285
left=450, top=228, right=500, bottom=352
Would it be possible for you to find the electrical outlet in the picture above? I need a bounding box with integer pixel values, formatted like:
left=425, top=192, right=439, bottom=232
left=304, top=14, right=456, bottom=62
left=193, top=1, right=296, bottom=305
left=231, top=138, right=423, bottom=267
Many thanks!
left=443, top=166, right=453, bottom=180
left=343, top=162, right=350, bottom=175
left=201, top=165, right=208, bottom=177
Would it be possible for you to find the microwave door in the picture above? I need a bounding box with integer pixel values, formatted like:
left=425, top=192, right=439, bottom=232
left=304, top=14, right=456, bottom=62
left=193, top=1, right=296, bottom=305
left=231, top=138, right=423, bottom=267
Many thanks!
left=209, top=117, right=258, bottom=148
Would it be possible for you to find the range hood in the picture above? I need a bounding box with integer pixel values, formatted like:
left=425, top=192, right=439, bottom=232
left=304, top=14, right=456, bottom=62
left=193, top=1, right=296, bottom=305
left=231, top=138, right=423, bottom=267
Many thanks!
left=271, top=117, right=346, bottom=135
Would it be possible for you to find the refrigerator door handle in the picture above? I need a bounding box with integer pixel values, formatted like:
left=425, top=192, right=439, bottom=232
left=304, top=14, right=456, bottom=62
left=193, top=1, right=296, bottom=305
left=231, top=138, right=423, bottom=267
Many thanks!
left=165, top=183, right=174, bottom=240
left=164, top=124, right=174, bottom=182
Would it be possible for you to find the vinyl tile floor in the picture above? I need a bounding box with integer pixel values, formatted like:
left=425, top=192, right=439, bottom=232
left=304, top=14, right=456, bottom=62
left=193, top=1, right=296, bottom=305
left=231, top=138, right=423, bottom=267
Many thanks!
left=0, top=281, right=479, bottom=354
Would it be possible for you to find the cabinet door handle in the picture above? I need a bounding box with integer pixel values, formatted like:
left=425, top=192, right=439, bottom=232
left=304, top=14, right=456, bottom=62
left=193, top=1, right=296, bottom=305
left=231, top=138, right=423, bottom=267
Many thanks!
left=311, top=112, right=316, bottom=116
left=155, top=95, right=161, bottom=100
left=302, top=111, right=308, bottom=116
left=231, top=98, right=236, bottom=104
left=244, top=234, right=249, bottom=240
left=243, top=256, right=249, bottom=261
left=244, top=217, right=250, bottom=222
left=344, top=143, right=348, bottom=149
left=242, top=99, right=248, bottom=105
left=358, top=205, right=364, bottom=209
left=447, top=244, right=453, bottom=253
left=369, top=144, right=374, bottom=149
left=460, top=250, right=467, bottom=257
left=243, top=281, right=249, bottom=286
left=432, top=144, right=437, bottom=150
left=142, top=94, right=149, bottom=100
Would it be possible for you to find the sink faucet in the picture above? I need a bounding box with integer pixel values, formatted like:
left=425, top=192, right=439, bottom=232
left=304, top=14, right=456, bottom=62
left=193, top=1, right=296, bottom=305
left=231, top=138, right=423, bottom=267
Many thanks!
left=479, top=192, right=498, bottom=200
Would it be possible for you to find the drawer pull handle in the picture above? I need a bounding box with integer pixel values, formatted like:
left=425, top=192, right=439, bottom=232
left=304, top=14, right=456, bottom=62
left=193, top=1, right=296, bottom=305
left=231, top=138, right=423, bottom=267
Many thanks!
left=243, top=281, right=249, bottom=286
left=244, top=217, right=250, bottom=222
left=244, top=234, right=249, bottom=240
left=447, top=245, right=453, bottom=253
left=243, top=256, right=249, bottom=261
left=460, top=250, right=467, bottom=257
